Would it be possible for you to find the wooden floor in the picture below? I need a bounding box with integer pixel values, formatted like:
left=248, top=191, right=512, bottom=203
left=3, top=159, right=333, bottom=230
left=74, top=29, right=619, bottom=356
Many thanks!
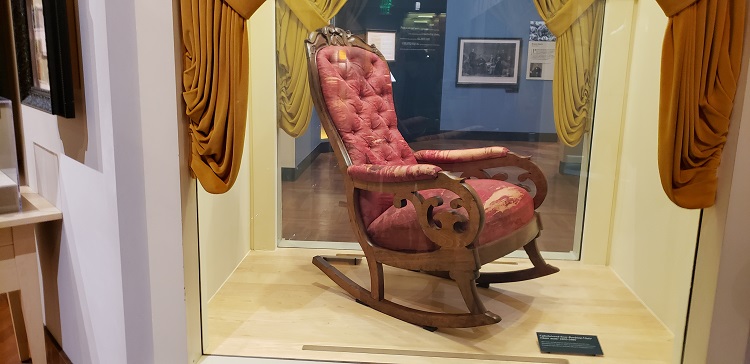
left=0, top=293, right=71, bottom=364
left=282, top=140, right=581, bottom=252
left=203, top=249, right=673, bottom=363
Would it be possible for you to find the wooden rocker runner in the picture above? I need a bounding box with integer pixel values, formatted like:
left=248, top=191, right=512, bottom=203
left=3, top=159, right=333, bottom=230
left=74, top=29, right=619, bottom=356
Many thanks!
left=305, top=25, right=559, bottom=329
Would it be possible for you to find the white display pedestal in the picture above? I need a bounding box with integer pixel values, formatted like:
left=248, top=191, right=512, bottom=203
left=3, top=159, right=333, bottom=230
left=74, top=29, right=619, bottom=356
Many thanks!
left=0, top=170, right=19, bottom=214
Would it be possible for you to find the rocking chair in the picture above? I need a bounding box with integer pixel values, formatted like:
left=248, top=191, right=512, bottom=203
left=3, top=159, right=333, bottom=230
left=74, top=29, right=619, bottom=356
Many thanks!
left=305, top=25, right=559, bottom=329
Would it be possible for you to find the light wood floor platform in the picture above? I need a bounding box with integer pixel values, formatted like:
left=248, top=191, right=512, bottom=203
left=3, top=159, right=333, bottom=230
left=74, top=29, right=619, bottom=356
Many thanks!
left=203, top=249, right=673, bottom=363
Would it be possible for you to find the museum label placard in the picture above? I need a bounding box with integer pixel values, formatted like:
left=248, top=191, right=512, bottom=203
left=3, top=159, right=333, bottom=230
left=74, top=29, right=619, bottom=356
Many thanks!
left=536, top=332, right=604, bottom=356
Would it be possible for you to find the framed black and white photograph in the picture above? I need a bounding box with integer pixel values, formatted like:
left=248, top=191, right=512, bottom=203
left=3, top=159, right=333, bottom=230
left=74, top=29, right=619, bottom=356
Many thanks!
left=11, top=0, right=75, bottom=118
left=529, top=62, right=543, bottom=78
left=457, top=38, right=521, bottom=88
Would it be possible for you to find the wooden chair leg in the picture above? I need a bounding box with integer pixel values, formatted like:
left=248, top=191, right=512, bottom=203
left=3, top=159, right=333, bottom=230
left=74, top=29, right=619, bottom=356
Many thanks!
left=7, top=291, right=30, bottom=362
left=476, top=239, right=559, bottom=287
left=449, top=271, right=490, bottom=315
left=369, top=260, right=384, bottom=301
left=313, top=255, right=500, bottom=328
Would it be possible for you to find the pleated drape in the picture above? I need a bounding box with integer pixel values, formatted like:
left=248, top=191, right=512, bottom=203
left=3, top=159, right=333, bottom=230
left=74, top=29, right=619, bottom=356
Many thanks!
left=181, top=0, right=264, bottom=194
left=657, top=0, right=746, bottom=209
left=276, top=0, right=348, bottom=137
left=532, top=0, right=605, bottom=147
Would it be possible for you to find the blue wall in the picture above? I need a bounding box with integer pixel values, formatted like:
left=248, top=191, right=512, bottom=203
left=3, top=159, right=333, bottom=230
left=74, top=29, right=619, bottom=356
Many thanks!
left=440, top=0, right=555, bottom=134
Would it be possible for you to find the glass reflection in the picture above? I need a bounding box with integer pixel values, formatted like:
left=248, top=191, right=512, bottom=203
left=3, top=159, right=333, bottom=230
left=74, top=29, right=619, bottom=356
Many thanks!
left=281, top=0, right=594, bottom=256
left=29, top=0, right=50, bottom=91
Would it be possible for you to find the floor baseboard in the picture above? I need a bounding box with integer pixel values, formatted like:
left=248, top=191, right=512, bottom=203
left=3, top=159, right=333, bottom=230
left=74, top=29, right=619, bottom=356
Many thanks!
left=281, top=142, right=331, bottom=182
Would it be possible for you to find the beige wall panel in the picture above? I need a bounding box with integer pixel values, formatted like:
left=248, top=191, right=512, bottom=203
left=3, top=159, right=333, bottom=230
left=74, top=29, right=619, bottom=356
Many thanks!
left=197, top=0, right=278, bottom=302
left=197, top=112, right=253, bottom=301
left=581, top=0, right=636, bottom=265
left=249, top=1, right=279, bottom=251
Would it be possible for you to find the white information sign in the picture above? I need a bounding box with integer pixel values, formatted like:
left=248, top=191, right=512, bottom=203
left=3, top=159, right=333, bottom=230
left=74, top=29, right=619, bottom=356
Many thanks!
left=367, top=31, right=396, bottom=61
left=527, top=21, right=556, bottom=81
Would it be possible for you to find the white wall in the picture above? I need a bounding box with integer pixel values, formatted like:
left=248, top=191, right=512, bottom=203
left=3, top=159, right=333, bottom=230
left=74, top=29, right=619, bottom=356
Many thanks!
left=606, top=0, right=700, bottom=360
left=702, top=71, right=750, bottom=364
left=21, top=0, right=127, bottom=360
left=18, top=0, right=188, bottom=363
left=122, top=0, right=188, bottom=362
left=683, top=5, right=750, bottom=360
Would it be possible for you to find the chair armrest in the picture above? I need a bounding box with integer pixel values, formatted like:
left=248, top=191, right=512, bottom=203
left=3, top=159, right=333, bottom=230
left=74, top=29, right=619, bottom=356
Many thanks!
left=350, top=171, right=484, bottom=250
left=416, top=151, right=548, bottom=210
left=413, top=147, right=509, bottom=164
left=347, top=164, right=442, bottom=183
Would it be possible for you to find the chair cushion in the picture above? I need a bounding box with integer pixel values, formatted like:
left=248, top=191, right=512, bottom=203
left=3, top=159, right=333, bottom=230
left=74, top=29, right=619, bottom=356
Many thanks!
left=366, top=179, right=534, bottom=252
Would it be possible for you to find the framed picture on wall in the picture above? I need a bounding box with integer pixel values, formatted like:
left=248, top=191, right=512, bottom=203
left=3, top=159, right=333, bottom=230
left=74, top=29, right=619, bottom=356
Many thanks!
left=10, top=0, right=75, bottom=118
left=457, top=38, right=521, bottom=88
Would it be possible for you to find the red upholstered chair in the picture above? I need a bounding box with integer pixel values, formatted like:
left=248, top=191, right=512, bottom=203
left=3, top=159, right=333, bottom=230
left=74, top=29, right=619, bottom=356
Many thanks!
left=305, top=26, right=559, bottom=329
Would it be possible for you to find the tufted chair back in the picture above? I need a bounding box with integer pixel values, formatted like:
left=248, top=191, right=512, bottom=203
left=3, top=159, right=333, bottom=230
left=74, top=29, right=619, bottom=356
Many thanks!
left=315, top=45, right=417, bottom=227
left=316, top=46, right=417, bottom=166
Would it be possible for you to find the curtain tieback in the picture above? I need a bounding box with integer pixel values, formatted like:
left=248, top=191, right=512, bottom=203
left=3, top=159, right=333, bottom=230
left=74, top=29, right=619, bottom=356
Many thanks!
left=281, top=0, right=328, bottom=31
left=224, top=0, right=266, bottom=19
left=655, top=0, right=698, bottom=17
left=546, top=0, right=597, bottom=37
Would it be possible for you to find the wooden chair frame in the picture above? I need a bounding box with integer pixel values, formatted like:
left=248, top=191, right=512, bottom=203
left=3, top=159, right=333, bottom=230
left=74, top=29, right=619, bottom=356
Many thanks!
left=305, top=25, right=559, bottom=329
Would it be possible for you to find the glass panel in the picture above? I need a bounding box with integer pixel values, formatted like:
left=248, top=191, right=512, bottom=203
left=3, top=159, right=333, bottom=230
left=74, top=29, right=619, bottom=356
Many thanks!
left=280, top=0, right=594, bottom=257
left=197, top=1, right=701, bottom=362
left=0, top=98, right=21, bottom=214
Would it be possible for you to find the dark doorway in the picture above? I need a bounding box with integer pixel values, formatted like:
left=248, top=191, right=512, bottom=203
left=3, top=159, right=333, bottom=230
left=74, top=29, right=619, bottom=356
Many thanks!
left=334, top=0, right=448, bottom=141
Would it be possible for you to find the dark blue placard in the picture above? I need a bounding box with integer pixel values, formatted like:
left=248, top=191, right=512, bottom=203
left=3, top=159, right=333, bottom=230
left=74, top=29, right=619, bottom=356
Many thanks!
left=537, top=332, right=604, bottom=356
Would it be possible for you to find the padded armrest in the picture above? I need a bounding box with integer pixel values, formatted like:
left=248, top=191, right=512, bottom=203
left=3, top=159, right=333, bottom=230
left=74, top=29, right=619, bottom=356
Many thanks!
left=347, top=164, right=443, bottom=183
left=413, top=147, right=509, bottom=164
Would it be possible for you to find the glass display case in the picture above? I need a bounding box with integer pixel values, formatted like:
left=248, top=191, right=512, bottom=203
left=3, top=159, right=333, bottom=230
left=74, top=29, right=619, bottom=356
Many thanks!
left=194, top=0, right=711, bottom=362
left=0, top=97, right=21, bottom=214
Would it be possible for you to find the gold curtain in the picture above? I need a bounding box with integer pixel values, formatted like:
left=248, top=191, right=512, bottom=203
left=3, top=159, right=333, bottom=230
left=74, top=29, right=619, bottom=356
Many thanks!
left=181, top=0, right=265, bottom=194
left=657, top=0, right=746, bottom=208
left=532, top=0, right=605, bottom=147
left=277, top=0, right=348, bottom=138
